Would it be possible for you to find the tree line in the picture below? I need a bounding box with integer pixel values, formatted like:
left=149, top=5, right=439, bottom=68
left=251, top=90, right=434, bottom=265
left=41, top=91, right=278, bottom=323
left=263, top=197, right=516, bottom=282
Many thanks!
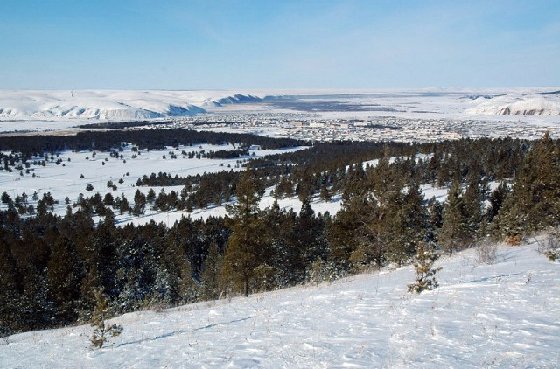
left=1, top=133, right=559, bottom=337
left=0, top=128, right=303, bottom=158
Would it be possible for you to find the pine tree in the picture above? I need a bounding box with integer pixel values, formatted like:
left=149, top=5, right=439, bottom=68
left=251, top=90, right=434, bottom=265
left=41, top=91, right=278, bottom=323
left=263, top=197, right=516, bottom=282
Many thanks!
left=297, top=199, right=329, bottom=281
left=296, top=175, right=314, bottom=202
left=319, top=183, right=332, bottom=202
left=426, top=197, right=443, bottom=242
left=262, top=201, right=303, bottom=287
left=398, top=181, right=428, bottom=261
left=439, top=180, right=470, bottom=253
left=222, top=170, right=267, bottom=296
left=408, top=242, right=442, bottom=294
left=47, top=237, right=83, bottom=324
left=133, top=190, right=146, bottom=215
left=486, top=182, right=509, bottom=223
left=119, top=195, right=131, bottom=214
left=463, top=174, right=483, bottom=237
left=147, top=188, right=157, bottom=204
left=90, top=289, right=122, bottom=348
left=103, top=192, right=114, bottom=206
left=275, top=176, right=293, bottom=198
left=199, top=243, right=223, bottom=300
left=330, top=195, right=379, bottom=271
left=497, top=132, right=560, bottom=238
left=0, top=237, right=19, bottom=337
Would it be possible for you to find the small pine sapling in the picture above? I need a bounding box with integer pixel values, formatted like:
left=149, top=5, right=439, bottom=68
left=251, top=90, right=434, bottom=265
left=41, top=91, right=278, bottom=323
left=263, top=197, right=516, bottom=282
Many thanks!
left=408, top=242, right=442, bottom=294
left=90, top=289, right=123, bottom=348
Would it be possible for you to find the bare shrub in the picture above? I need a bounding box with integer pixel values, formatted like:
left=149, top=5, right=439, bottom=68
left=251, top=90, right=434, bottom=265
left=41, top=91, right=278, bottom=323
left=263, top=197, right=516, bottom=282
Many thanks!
left=505, top=234, right=522, bottom=246
left=476, top=240, right=498, bottom=265
left=537, top=231, right=560, bottom=262
left=308, top=259, right=341, bottom=286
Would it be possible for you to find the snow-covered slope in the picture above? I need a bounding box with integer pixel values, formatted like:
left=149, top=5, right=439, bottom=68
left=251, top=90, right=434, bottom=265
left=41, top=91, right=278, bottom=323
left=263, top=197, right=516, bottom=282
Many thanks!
left=0, top=90, right=208, bottom=121
left=0, top=90, right=267, bottom=121
left=211, top=94, right=263, bottom=107
left=465, top=92, right=560, bottom=116
left=1, top=241, right=558, bottom=368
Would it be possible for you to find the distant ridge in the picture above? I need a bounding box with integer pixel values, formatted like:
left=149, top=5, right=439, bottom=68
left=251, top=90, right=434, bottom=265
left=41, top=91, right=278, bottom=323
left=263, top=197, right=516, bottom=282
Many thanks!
left=0, top=90, right=264, bottom=121
left=465, top=92, right=560, bottom=116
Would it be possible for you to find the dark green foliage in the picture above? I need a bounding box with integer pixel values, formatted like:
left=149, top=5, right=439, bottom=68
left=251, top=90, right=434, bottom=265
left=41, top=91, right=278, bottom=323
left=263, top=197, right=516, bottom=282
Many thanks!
left=199, top=243, right=224, bottom=300
left=293, top=199, right=329, bottom=281
left=486, top=182, right=509, bottom=223
left=275, top=176, right=294, bottom=198
left=222, top=171, right=267, bottom=296
left=0, top=236, right=19, bottom=337
left=0, top=129, right=303, bottom=157
left=319, top=183, right=332, bottom=201
left=329, top=162, right=427, bottom=271
left=496, top=132, right=560, bottom=238
left=439, top=181, right=471, bottom=253
left=133, top=190, right=146, bottom=215
left=47, top=237, right=84, bottom=324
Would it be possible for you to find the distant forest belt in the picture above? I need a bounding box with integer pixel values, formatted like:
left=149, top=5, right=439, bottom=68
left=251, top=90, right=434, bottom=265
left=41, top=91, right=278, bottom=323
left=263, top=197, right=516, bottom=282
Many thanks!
left=77, top=120, right=171, bottom=129
left=0, top=129, right=305, bottom=154
left=78, top=120, right=250, bottom=129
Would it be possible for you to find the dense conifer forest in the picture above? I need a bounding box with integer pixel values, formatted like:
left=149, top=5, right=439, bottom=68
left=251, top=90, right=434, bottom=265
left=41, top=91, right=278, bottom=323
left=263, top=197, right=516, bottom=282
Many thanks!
left=0, top=129, right=302, bottom=157
left=1, top=129, right=559, bottom=337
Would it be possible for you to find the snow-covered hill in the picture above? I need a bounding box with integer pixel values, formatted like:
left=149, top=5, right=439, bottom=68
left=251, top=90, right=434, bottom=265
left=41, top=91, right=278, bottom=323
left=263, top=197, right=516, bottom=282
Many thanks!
left=1, top=88, right=560, bottom=123
left=1, top=241, right=558, bottom=368
left=0, top=90, right=265, bottom=121
left=465, top=92, right=560, bottom=116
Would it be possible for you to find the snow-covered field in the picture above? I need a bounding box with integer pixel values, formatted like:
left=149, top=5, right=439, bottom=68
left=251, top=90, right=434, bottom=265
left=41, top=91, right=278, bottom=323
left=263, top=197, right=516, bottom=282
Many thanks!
left=0, top=144, right=309, bottom=221
left=0, top=147, right=454, bottom=226
left=1, top=240, right=558, bottom=368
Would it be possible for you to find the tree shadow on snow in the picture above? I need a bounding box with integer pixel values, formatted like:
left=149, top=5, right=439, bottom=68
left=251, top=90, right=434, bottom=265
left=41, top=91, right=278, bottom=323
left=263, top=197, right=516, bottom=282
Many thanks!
left=114, top=316, right=252, bottom=348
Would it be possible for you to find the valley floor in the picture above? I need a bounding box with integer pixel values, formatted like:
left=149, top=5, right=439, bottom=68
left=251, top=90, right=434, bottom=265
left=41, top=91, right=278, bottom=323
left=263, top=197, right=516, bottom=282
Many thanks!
left=1, top=240, right=558, bottom=368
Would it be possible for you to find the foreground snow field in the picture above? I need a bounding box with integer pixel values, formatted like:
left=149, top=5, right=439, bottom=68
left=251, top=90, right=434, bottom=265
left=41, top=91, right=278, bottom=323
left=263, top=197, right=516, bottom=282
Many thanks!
left=1, top=241, right=558, bottom=369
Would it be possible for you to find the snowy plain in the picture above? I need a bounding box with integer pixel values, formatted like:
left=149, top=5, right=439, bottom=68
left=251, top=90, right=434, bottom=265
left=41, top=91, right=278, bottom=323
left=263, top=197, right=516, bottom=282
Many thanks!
left=1, top=88, right=560, bottom=134
left=1, top=240, right=558, bottom=369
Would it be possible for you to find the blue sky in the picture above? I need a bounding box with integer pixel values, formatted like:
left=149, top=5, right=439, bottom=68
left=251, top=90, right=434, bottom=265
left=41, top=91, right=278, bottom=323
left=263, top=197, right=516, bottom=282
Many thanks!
left=0, top=0, right=558, bottom=89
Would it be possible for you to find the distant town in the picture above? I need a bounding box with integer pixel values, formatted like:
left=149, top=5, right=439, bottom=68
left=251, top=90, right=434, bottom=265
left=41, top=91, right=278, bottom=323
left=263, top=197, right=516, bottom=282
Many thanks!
left=162, top=112, right=559, bottom=143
